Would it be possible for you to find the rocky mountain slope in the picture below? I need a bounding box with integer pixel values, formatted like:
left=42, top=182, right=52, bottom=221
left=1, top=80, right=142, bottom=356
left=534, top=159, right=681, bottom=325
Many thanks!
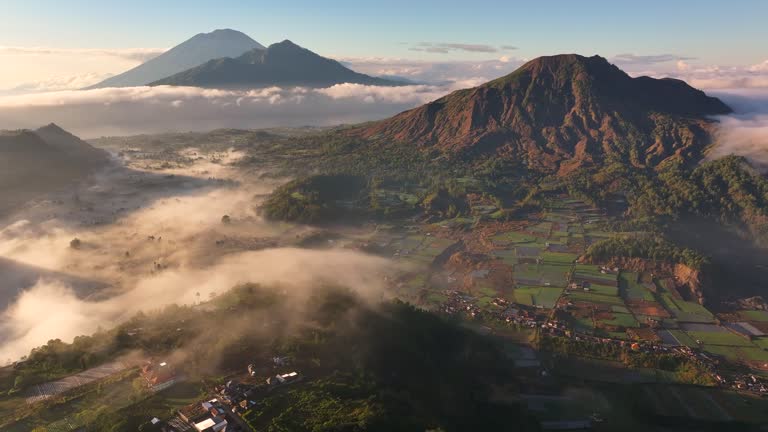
left=356, top=54, right=732, bottom=174
left=150, top=40, right=400, bottom=88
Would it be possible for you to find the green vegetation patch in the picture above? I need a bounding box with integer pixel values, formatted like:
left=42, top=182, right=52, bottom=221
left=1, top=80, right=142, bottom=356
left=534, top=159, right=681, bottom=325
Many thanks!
left=514, top=286, right=563, bottom=309
left=588, top=284, right=620, bottom=297
left=476, top=285, right=498, bottom=298
left=572, top=265, right=617, bottom=285
left=541, top=252, right=578, bottom=265
left=667, top=330, right=698, bottom=347
left=700, top=344, right=744, bottom=361
left=528, top=221, right=552, bottom=234
left=425, top=291, right=448, bottom=304
left=515, top=263, right=569, bottom=287
left=568, top=291, right=626, bottom=306
left=611, top=305, right=631, bottom=314
left=492, top=249, right=518, bottom=266
left=739, top=347, right=768, bottom=362
left=686, top=331, right=754, bottom=347
left=601, top=313, right=640, bottom=328
left=753, top=338, right=768, bottom=350
left=740, top=310, right=768, bottom=322
left=493, top=231, right=539, bottom=244
left=663, top=298, right=715, bottom=323
left=620, top=272, right=655, bottom=301
left=584, top=235, right=709, bottom=271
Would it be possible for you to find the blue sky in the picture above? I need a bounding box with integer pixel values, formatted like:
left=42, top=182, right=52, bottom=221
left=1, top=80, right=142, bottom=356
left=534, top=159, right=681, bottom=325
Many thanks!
left=1, top=0, right=766, bottom=65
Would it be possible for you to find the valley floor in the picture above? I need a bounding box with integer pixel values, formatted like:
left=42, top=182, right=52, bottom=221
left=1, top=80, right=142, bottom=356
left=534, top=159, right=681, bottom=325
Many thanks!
left=2, top=131, right=768, bottom=431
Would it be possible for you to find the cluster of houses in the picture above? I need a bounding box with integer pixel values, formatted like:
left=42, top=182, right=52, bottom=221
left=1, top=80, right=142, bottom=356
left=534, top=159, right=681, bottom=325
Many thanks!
left=716, top=372, right=768, bottom=394
left=437, top=290, right=548, bottom=328
left=164, top=397, right=235, bottom=432
left=152, top=355, right=303, bottom=432
left=438, top=291, right=483, bottom=318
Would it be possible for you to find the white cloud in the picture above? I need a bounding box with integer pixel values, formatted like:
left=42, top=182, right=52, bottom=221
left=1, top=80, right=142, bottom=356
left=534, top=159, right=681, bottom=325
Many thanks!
left=749, top=60, right=768, bottom=72
left=612, top=53, right=695, bottom=65
left=676, top=60, right=691, bottom=72
left=697, top=89, right=768, bottom=172
left=616, top=58, right=768, bottom=90
left=0, top=84, right=458, bottom=137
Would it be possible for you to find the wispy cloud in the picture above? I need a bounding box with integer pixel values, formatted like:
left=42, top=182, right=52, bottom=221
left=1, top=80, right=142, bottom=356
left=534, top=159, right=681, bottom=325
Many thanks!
left=0, top=46, right=166, bottom=93
left=6, top=73, right=114, bottom=94
left=339, top=56, right=523, bottom=84
left=612, top=53, right=696, bottom=64
left=0, top=46, right=165, bottom=63
left=749, top=60, right=768, bottom=72
left=408, top=42, right=516, bottom=54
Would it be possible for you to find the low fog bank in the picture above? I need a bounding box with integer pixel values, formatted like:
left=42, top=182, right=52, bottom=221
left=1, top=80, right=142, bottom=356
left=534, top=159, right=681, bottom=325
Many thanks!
left=0, top=149, right=398, bottom=363
left=0, top=84, right=460, bottom=137
left=0, top=248, right=394, bottom=363
left=711, top=89, right=768, bottom=171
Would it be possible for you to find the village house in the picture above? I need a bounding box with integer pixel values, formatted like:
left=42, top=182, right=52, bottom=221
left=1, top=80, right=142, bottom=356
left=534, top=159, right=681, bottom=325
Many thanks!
left=141, top=360, right=179, bottom=392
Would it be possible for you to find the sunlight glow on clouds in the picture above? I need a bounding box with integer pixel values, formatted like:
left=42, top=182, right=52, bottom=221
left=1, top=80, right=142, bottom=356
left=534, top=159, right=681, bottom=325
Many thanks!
left=0, top=46, right=166, bottom=94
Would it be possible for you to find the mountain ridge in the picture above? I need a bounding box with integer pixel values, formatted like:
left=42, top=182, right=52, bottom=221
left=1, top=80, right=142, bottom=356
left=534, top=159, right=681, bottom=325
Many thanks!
left=87, top=29, right=264, bottom=89
left=355, top=54, right=731, bottom=174
left=150, top=40, right=402, bottom=88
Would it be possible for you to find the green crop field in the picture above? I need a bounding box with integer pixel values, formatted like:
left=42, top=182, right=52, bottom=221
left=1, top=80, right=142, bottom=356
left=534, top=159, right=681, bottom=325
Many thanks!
left=476, top=296, right=496, bottom=308
left=667, top=330, right=698, bottom=347
left=514, top=263, right=569, bottom=287
left=686, top=331, right=754, bottom=347
left=588, top=283, right=620, bottom=297
left=568, top=291, right=626, bottom=306
left=514, top=292, right=534, bottom=306
left=514, top=286, right=563, bottom=308
left=492, top=249, right=518, bottom=266
left=492, top=231, right=540, bottom=245
left=602, top=313, right=640, bottom=328
left=700, top=344, right=743, bottom=361
left=566, top=315, right=595, bottom=333
left=740, top=310, right=768, bottom=322
left=739, top=347, right=768, bottom=362
left=425, top=291, right=448, bottom=304
left=620, top=272, right=654, bottom=301
left=541, top=252, right=578, bottom=265
left=572, top=265, right=617, bottom=285
left=754, top=338, right=768, bottom=350
left=528, top=222, right=552, bottom=234
left=658, top=293, right=678, bottom=312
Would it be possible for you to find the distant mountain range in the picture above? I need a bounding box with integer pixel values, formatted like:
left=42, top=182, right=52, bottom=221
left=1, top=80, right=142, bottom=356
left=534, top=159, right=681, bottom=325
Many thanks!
left=87, top=29, right=264, bottom=89
left=87, top=30, right=399, bottom=90
left=355, top=54, right=732, bottom=174
left=0, top=124, right=108, bottom=215
left=150, top=40, right=401, bottom=88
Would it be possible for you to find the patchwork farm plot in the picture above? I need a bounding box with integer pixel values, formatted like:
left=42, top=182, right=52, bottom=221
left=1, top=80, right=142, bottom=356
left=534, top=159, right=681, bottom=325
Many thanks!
left=381, top=194, right=768, bottom=371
